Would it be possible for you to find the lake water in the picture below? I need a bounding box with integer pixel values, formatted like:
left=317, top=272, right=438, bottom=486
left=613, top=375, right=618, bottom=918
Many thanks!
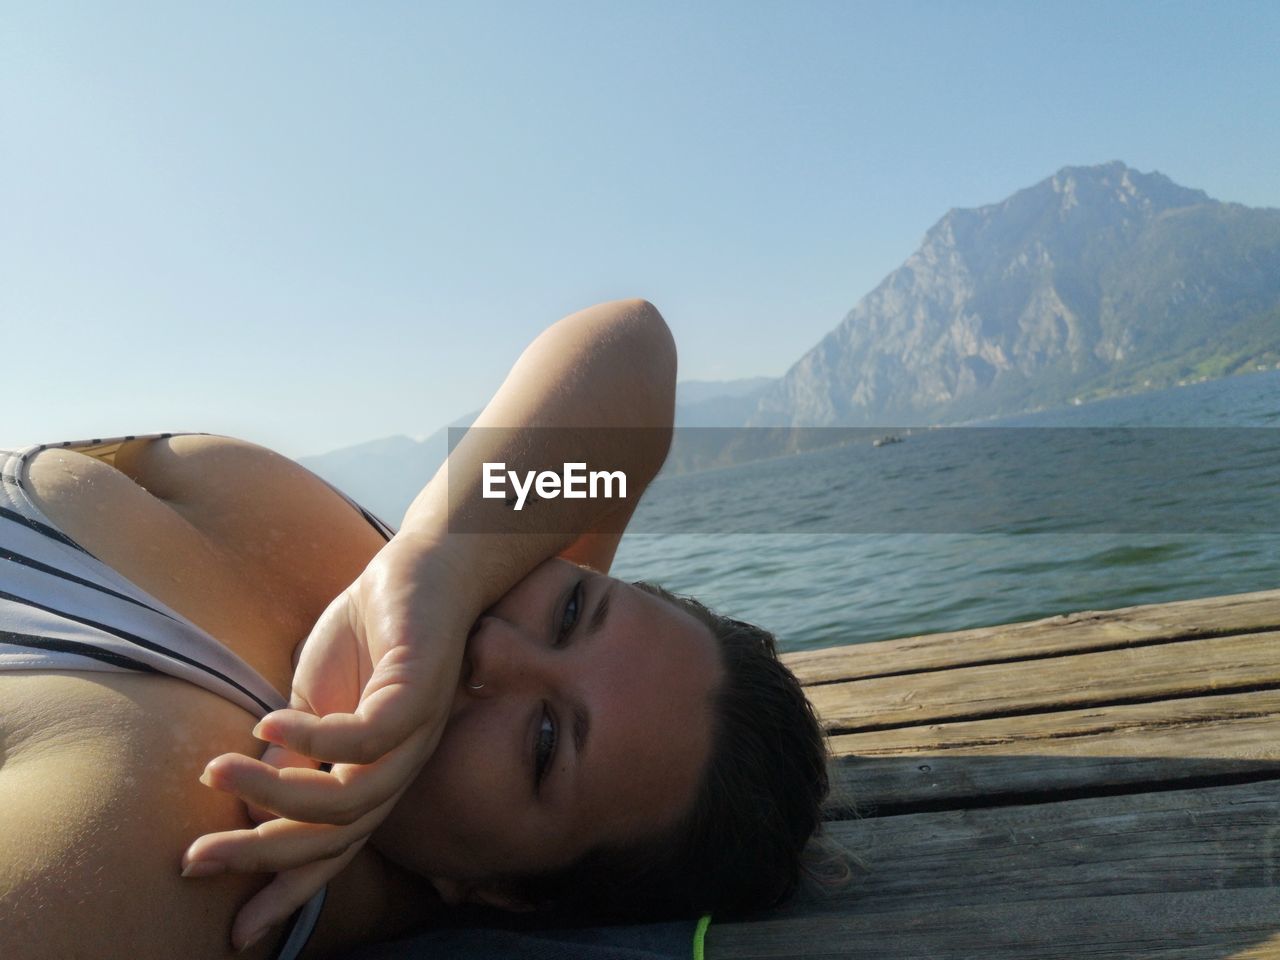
left=609, top=370, right=1280, bottom=653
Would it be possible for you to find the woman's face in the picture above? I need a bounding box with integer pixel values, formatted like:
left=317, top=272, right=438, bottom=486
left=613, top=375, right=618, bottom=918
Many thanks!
left=372, top=557, right=723, bottom=905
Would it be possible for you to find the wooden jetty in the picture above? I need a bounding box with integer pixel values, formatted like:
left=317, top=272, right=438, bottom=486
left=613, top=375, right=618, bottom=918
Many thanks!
left=710, top=589, right=1280, bottom=959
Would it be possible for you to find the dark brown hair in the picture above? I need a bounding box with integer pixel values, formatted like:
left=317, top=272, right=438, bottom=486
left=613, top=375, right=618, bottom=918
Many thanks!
left=507, top=580, right=831, bottom=922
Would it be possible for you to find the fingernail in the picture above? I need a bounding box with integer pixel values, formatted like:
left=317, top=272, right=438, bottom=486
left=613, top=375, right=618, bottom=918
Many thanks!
left=238, top=926, right=267, bottom=952
left=251, top=720, right=279, bottom=743
left=199, top=768, right=215, bottom=788
left=181, top=860, right=226, bottom=879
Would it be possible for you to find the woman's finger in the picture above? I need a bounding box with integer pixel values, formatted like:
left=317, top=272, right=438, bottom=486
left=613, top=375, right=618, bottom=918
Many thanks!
left=229, top=841, right=364, bottom=952
left=201, top=725, right=434, bottom=826
left=256, top=741, right=324, bottom=774
left=182, top=798, right=391, bottom=875
left=204, top=744, right=323, bottom=823
left=254, top=657, right=452, bottom=765
left=203, top=760, right=356, bottom=826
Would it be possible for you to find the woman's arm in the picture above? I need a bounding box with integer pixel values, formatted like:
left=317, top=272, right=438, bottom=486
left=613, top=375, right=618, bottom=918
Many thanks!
left=186, top=299, right=677, bottom=949
left=400, top=296, right=675, bottom=598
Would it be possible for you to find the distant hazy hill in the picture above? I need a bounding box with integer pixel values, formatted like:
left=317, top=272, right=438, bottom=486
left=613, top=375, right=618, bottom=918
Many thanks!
left=674, top=376, right=774, bottom=427
left=751, top=161, right=1280, bottom=426
left=297, top=413, right=471, bottom=526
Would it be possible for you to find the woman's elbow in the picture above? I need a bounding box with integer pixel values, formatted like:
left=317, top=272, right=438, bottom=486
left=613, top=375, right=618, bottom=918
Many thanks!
left=616, top=298, right=677, bottom=391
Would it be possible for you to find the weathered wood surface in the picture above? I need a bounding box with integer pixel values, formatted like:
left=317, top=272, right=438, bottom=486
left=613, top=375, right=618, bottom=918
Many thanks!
left=709, top=589, right=1280, bottom=959
left=828, top=690, right=1280, bottom=813
left=707, top=891, right=1280, bottom=959
left=814, top=781, right=1279, bottom=913
left=806, top=630, right=1280, bottom=733
left=784, top=589, right=1280, bottom=684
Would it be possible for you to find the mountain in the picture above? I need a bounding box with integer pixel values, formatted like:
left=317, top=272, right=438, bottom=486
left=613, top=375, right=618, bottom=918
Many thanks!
left=750, top=161, right=1280, bottom=426
left=297, top=413, right=476, bottom=526
left=674, top=377, right=775, bottom=427
left=676, top=377, right=775, bottom=406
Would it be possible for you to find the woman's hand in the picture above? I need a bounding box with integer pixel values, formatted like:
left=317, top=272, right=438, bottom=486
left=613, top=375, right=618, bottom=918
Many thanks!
left=182, top=533, right=479, bottom=950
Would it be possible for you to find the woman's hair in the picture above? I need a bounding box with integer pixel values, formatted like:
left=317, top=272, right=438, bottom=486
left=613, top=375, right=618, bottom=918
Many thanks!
left=505, top=580, right=831, bottom=923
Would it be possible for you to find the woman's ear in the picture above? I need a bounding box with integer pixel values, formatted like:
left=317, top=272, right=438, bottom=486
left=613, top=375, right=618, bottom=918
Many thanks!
left=430, top=876, right=469, bottom=906
left=432, top=876, right=537, bottom=912
left=467, top=880, right=537, bottom=913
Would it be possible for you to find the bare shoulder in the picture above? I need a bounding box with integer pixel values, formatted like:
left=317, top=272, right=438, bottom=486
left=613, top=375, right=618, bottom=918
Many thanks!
left=0, top=671, right=282, bottom=960
left=24, top=435, right=388, bottom=678
left=96, top=434, right=389, bottom=618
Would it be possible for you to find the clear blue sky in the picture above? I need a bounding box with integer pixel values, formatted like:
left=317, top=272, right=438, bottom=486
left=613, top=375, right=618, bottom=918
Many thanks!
left=4, top=1, right=1277, bottom=456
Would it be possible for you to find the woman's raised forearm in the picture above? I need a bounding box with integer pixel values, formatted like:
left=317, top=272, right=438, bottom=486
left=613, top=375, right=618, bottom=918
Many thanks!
left=395, top=297, right=676, bottom=612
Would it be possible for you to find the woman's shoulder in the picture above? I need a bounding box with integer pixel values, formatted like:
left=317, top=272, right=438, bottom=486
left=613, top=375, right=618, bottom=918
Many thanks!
left=74, top=433, right=389, bottom=605
left=112, top=434, right=391, bottom=622
left=0, top=670, right=282, bottom=960
left=23, top=434, right=388, bottom=682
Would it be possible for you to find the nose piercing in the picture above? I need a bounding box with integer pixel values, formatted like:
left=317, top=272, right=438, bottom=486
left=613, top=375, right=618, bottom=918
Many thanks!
left=468, top=680, right=485, bottom=690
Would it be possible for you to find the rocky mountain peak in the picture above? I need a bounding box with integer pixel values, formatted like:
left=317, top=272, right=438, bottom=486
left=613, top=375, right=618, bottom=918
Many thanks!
left=923, top=162, right=1211, bottom=265
left=1049, top=161, right=1209, bottom=212
left=749, top=163, right=1279, bottom=427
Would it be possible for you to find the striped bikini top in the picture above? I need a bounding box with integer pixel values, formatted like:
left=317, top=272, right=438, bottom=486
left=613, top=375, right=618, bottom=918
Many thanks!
left=0, top=433, right=393, bottom=713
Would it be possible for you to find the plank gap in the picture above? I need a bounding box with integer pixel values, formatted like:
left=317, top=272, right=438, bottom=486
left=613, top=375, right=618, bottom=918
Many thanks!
left=824, top=767, right=1280, bottom=822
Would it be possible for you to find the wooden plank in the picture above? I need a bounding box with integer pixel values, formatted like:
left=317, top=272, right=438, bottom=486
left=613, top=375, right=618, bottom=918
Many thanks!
left=828, top=689, right=1280, bottom=756
left=823, top=690, right=1280, bottom=811
left=798, top=781, right=1280, bottom=917
left=1233, top=936, right=1280, bottom=960
left=829, top=751, right=1280, bottom=818
left=707, top=890, right=1280, bottom=959
left=805, top=631, right=1280, bottom=733
left=782, top=588, right=1280, bottom=685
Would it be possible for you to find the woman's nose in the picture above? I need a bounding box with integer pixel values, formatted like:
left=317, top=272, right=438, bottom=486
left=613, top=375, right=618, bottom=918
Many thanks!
left=463, top=615, right=546, bottom=698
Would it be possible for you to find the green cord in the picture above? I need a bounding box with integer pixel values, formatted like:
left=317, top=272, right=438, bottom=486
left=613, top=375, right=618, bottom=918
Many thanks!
left=693, top=913, right=712, bottom=960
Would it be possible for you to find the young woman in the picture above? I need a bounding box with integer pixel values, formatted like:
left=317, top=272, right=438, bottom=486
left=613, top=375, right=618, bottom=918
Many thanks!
left=0, top=300, right=829, bottom=960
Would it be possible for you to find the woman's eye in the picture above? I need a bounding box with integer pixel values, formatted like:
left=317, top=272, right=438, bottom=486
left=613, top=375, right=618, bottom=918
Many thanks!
left=534, top=706, right=557, bottom=787
left=557, top=580, right=583, bottom=644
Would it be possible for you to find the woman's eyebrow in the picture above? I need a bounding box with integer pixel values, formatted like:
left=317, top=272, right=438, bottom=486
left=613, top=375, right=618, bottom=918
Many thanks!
left=586, top=579, right=614, bottom=638
left=572, top=700, right=589, bottom=763
left=573, top=579, right=614, bottom=765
